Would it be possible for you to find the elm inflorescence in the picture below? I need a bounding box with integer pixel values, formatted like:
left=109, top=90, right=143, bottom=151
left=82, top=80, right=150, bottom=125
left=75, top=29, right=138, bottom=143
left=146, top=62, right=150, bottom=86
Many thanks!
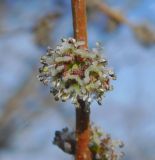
left=38, top=38, right=116, bottom=107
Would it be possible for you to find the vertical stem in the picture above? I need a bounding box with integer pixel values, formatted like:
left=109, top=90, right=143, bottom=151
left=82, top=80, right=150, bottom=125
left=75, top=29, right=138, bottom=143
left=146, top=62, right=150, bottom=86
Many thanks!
left=71, top=0, right=88, bottom=48
left=71, top=0, right=91, bottom=160
left=76, top=99, right=91, bottom=160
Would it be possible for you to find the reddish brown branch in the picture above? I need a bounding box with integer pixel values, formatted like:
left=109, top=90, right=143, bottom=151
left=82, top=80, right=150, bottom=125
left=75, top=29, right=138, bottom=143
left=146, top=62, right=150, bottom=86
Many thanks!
left=71, top=0, right=91, bottom=160
left=72, top=0, right=88, bottom=48
left=76, top=99, right=91, bottom=160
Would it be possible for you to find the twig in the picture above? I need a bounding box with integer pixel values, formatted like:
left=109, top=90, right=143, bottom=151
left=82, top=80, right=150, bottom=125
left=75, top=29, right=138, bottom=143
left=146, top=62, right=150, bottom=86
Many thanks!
left=71, top=0, right=92, bottom=160
left=72, top=0, right=88, bottom=48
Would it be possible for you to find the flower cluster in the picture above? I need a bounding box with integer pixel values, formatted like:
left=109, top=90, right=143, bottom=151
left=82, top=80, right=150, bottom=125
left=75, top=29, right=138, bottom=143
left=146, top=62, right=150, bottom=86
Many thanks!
left=89, top=126, right=124, bottom=160
left=53, top=126, right=124, bottom=160
left=38, top=38, right=116, bottom=106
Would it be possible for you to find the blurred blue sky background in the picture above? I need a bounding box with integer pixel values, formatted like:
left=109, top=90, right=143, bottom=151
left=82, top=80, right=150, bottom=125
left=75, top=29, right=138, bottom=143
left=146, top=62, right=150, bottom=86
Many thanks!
left=0, top=0, right=155, bottom=160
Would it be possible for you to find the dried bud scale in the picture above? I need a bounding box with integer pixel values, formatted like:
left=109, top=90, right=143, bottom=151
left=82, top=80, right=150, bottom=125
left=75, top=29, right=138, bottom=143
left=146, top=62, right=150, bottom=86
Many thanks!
left=38, top=38, right=116, bottom=107
left=53, top=127, right=76, bottom=155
